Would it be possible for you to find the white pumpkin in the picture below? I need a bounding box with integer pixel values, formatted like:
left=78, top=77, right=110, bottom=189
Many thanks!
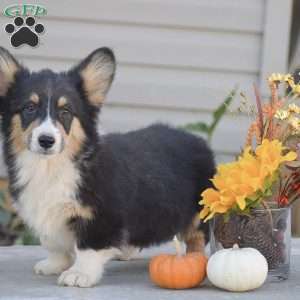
left=207, top=244, right=268, bottom=292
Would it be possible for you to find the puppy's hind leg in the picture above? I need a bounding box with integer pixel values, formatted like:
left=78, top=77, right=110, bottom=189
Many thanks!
left=114, top=245, right=140, bottom=261
left=180, top=215, right=207, bottom=254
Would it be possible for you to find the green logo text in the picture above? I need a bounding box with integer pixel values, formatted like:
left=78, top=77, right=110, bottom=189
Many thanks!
left=3, top=4, right=47, bottom=18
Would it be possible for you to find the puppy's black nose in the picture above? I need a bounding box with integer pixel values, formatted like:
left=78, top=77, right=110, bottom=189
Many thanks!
left=38, top=135, right=55, bottom=149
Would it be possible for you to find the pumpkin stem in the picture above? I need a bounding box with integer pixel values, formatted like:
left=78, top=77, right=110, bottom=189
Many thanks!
left=173, top=236, right=183, bottom=256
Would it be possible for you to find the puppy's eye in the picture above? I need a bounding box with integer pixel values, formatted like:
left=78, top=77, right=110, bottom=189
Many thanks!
left=59, top=107, right=72, bottom=119
left=23, top=102, right=37, bottom=114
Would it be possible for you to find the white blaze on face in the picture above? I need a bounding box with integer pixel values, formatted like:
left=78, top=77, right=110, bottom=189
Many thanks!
left=29, top=93, right=64, bottom=155
left=30, top=116, right=64, bottom=155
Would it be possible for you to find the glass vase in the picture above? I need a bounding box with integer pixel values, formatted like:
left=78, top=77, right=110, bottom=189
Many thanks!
left=210, top=206, right=291, bottom=281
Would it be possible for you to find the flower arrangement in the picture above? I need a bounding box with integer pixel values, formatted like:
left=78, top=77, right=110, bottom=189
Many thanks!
left=200, top=74, right=300, bottom=277
left=200, top=74, right=300, bottom=221
left=199, top=140, right=296, bottom=221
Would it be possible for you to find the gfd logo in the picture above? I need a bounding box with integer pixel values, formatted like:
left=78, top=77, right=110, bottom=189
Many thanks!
left=3, top=4, right=47, bottom=48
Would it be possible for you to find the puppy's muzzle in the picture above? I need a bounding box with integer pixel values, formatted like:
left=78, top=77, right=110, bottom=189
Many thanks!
left=38, top=134, right=56, bottom=150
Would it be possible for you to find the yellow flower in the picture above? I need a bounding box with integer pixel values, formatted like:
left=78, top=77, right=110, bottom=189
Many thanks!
left=255, top=139, right=297, bottom=175
left=289, top=117, right=300, bottom=131
left=199, top=139, right=297, bottom=222
left=200, top=188, right=219, bottom=206
left=199, top=188, right=230, bottom=220
left=284, top=74, right=295, bottom=86
left=275, top=109, right=290, bottom=120
left=199, top=206, right=211, bottom=220
left=268, top=73, right=294, bottom=85
left=268, top=73, right=283, bottom=83
left=292, top=84, right=300, bottom=95
left=268, top=73, right=296, bottom=91
left=288, top=103, right=300, bottom=114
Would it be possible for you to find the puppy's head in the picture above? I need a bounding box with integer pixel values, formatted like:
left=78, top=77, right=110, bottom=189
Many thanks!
left=0, top=47, right=115, bottom=157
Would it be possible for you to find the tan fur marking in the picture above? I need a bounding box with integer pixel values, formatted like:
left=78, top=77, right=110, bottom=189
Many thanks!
left=11, top=115, right=38, bottom=154
left=81, top=66, right=104, bottom=105
left=56, top=118, right=90, bottom=219
left=58, top=96, right=67, bottom=108
left=62, top=202, right=93, bottom=220
left=0, top=53, right=19, bottom=96
left=80, top=55, right=114, bottom=106
left=67, top=118, right=86, bottom=157
left=30, top=93, right=39, bottom=104
left=180, top=215, right=206, bottom=254
left=57, top=117, right=86, bottom=158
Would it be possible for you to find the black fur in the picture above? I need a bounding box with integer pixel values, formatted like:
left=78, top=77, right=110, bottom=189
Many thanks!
left=0, top=46, right=215, bottom=253
left=73, top=124, right=215, bottom=250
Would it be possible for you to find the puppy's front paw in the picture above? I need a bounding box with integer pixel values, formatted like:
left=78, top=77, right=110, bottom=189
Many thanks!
left=58, top=269, right=97, bottom=288
left=34, top=256, right=71, bottom=275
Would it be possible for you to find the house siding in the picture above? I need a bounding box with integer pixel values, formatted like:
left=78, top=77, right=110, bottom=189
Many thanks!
left=0, top=0, right=293, bottom=176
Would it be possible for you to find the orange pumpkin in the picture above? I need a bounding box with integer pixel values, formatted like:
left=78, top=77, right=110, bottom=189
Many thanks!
left=149, top=251, right=207, bottom=289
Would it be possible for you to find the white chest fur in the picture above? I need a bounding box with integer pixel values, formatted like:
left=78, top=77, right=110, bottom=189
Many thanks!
left=14, top=151, right=80, bottom=251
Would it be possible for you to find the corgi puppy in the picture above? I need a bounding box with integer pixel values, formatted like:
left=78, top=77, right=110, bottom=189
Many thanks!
left=0, top=47, right=215, bottom=287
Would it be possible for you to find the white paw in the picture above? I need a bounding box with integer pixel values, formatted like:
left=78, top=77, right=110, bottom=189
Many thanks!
left=34, top=257, right=71, bottom=275
left=58, top=269, right=96, bottom=288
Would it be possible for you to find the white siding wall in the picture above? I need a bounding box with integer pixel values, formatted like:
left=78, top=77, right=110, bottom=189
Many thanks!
left=0, top=0, right=293, bottom=170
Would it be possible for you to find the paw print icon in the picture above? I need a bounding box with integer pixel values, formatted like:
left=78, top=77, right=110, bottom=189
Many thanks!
left=5, top=16, right=45, bottom=47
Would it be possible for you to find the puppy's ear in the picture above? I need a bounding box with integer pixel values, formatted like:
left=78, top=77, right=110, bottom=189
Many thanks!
left=0, top=47, right=21, bottom=97
left=73, top=47, right=116, bottom=107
